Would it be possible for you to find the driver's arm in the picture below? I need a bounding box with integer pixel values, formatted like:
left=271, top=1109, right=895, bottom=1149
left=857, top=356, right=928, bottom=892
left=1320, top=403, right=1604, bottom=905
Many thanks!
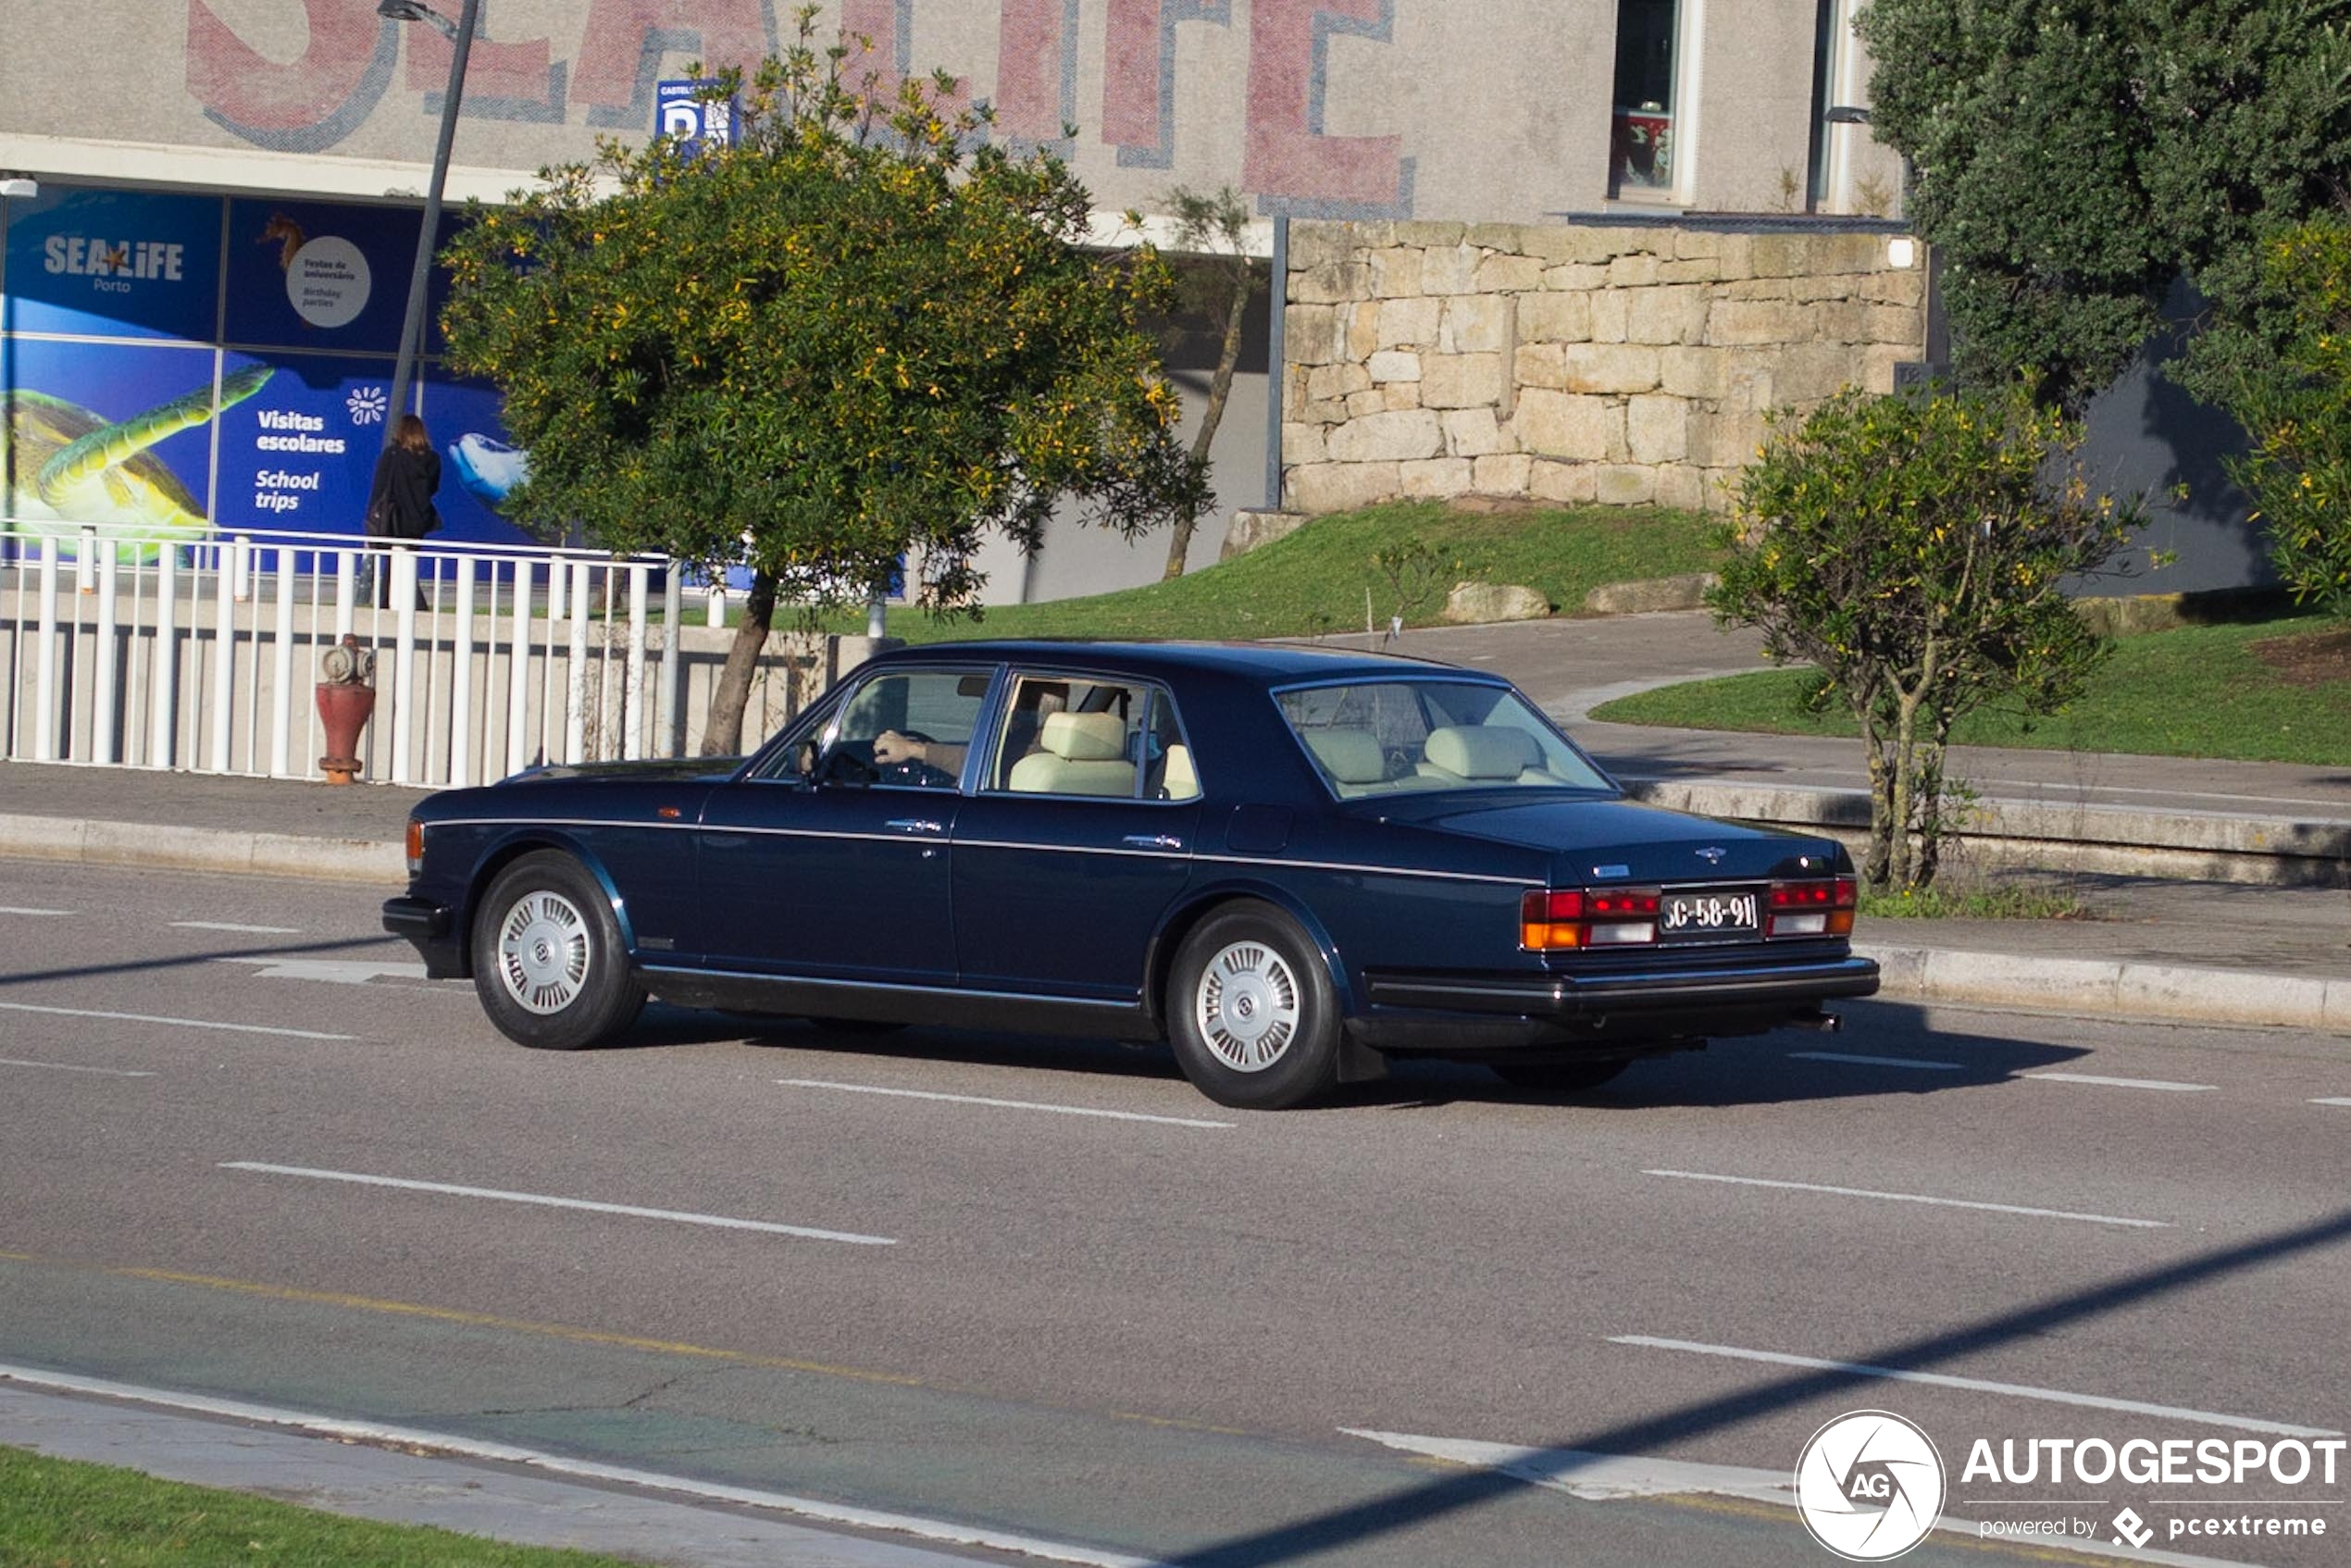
left=873, top=730, right=966, bottom=773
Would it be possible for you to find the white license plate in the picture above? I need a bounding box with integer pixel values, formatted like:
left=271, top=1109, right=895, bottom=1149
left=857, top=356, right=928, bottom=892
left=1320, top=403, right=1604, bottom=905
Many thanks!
left=1658, top=888, right=1760, bottom=940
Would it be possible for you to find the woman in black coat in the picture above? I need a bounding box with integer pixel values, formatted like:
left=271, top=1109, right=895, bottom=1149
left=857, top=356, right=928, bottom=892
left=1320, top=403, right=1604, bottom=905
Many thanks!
left=364, top=414, right=442, bottom=609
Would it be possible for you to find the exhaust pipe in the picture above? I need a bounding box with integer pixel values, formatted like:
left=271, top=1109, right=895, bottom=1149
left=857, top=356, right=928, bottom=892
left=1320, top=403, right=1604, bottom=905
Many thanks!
left=1787, top=1008, right=1842, bottom=1033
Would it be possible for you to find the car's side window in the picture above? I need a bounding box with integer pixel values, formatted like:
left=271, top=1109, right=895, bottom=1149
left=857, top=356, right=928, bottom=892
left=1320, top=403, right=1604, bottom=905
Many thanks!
left=826, top=670, right=990, bottom=790
left=989, top=675, right=1150, bottom=798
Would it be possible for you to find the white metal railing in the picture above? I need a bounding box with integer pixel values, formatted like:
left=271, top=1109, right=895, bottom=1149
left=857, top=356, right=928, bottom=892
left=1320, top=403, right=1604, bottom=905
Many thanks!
left=1, top=523, right=695, bottom=789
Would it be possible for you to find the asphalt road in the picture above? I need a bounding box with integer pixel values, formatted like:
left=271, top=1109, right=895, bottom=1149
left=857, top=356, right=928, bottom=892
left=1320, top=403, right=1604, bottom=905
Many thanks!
left=3, top=858, right=2348, bottom=1567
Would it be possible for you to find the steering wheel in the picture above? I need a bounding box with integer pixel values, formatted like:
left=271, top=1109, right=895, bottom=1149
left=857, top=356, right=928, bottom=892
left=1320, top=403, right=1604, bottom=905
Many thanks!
left=877, top=728, right=953, bottom=789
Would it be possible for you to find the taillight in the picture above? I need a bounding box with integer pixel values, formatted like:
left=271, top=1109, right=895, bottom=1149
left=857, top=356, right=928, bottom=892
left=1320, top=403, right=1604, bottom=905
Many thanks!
left=1766, top=875, right=1856, bottom=937
left=1522, top=889, right=1586, bottom=950
left=405, top=818, right=425, bottom=878
left=1522, top=887, right=1661, bottom=950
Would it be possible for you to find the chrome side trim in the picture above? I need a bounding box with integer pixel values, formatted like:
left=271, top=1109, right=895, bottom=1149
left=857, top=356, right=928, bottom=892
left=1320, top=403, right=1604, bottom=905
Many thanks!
left=1189, top=852, right=1531, bottom=887
left=640, top=964, right=1141, bottom=1009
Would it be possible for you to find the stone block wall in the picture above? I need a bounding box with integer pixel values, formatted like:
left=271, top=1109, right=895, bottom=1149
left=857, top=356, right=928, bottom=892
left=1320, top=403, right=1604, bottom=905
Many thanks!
left=1280, top=221, right=1929, bottom=516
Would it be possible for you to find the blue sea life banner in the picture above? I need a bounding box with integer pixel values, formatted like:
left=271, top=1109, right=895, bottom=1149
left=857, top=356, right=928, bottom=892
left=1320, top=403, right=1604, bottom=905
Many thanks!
left=4, top=181, right=534, bottom=550
left=2, top=188, right=225, bottom=343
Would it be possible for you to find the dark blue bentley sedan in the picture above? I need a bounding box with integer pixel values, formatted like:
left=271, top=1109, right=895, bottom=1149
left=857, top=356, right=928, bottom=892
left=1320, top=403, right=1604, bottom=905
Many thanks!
left=383, top=641, right=1877, bottom=1109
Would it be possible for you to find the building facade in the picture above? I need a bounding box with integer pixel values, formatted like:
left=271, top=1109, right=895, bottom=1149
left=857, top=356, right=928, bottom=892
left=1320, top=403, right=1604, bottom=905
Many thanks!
left=39, top=6, right=2257, bottom=605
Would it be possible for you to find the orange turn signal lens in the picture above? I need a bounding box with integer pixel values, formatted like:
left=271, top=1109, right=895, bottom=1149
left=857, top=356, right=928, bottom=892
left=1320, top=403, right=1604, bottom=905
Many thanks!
left=404, top=818, right=425, bottom=877
left=1522, top=890, right=1586, bottom=950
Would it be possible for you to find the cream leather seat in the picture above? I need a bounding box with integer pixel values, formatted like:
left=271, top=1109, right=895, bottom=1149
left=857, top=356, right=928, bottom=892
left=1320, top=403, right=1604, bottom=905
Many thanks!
left=1301, top=728, right=1387, bottom=790
left=1420, top=725, right=1542, bottom=782
left=1008, top=710, right=1136, bottom=796
left=1157, top=742, right=1199, bottom=800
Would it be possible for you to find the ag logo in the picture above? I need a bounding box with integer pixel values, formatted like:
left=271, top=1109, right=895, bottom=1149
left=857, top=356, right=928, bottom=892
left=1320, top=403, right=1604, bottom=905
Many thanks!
left=1793, top=1410, right=1946, bottom=1561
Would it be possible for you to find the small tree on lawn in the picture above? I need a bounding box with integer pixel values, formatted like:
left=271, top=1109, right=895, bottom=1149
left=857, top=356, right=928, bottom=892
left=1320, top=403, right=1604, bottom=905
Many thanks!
left=439, top=6, right=1203, bottom=753
left=1159, top=185, right=1260, bottom=581
left=1710, top=385, right=2144, bottom=890
left=2220, top=217, right=2351, bottom=619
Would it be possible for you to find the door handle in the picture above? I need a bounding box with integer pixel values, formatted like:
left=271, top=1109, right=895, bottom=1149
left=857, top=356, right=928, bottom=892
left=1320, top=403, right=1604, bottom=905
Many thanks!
left=1122, top=833, right=1185, bottom=851
left=885, top=817, right=945, bottom=835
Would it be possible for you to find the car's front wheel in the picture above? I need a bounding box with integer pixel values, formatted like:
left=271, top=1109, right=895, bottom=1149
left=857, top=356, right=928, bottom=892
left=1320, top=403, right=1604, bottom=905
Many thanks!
left=471, top=852, right=646, bottom=1051
left=1167, top=902, right=1340, bottom=1111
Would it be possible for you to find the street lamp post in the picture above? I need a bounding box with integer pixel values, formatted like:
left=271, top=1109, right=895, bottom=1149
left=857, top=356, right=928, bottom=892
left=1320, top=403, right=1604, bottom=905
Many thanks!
left=378, top=0, right=479, bottom=454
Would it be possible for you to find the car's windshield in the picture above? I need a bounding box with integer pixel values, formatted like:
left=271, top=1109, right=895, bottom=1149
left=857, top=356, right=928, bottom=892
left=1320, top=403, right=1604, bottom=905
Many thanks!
left=1276, top=680, right=1613, bottom=798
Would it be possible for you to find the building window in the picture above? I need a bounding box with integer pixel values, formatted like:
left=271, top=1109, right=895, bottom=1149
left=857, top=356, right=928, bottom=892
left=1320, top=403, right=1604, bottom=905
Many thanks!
left=1806, top=0, right=1845, bottom=209
left=1610, top=0, right=1682, bottom=198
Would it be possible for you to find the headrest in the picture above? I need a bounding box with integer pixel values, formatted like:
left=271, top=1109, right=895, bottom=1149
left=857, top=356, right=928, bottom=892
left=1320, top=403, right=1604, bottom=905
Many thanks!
left=1302, top=728, right=1387, bottom=785
left=1039, top=710, right=1128, bottom=762
left=1160, top=743, right=1199, bottom=798
left=1424, top=725, right=1540, bottom=779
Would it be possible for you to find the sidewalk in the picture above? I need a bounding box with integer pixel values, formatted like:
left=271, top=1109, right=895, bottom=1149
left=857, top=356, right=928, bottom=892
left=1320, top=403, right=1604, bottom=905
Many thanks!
left=3, top=606, right=2347, bottom=1033
left=0, top=1373, right=1031, bottom=1568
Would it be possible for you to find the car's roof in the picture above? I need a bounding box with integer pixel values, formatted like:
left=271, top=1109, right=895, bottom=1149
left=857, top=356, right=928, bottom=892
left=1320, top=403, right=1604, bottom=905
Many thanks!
left=865, top=639, right=1504, bottom=686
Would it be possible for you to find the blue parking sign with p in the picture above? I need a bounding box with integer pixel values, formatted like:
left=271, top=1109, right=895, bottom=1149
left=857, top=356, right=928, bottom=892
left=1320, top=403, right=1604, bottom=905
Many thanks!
left=657, top=81, right=740, bottom=156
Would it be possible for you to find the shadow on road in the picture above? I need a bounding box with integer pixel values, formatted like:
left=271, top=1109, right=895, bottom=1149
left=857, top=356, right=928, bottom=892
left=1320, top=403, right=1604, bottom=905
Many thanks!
left=612, top=999, right=2089, bottom=1112
left=0, top=934, right=403, bottom=991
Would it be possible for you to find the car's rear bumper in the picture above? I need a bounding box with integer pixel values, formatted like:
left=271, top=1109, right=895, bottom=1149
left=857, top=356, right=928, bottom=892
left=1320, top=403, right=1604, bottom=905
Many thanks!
left=1350, top=952, right=1879, bottom=1054
left=382, top=895, right=467, bottom=979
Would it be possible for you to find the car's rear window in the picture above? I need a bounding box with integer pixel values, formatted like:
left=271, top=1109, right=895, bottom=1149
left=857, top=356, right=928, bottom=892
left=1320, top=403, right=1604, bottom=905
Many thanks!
left=1276, top=681, right=1612, bottom=798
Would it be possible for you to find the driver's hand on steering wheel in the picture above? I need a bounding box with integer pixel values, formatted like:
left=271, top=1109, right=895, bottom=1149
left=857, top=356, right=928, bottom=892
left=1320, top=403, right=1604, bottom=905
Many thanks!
left=872, top=728, right=926, bottom=765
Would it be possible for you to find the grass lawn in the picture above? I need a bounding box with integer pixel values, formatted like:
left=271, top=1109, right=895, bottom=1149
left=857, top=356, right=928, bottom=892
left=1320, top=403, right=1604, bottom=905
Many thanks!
left=801, top=500, right=1719, bottom=645
left=0, top=1446, right=647, bottom=1568
left=1589, top=615, right=2351, bottom=767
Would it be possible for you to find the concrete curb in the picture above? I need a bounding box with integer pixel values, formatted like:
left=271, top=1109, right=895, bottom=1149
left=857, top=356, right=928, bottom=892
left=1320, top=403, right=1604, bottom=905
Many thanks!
left=0, top=812, right=400, bottom=886
left=1628, top=778, right=2351, bottom=889
left=1859, top=942, right=2351, bottom=1036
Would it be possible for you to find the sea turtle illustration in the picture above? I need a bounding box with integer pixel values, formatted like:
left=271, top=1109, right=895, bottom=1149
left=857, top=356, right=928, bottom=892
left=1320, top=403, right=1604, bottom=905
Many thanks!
left=2, top=364, right=274, bottom=561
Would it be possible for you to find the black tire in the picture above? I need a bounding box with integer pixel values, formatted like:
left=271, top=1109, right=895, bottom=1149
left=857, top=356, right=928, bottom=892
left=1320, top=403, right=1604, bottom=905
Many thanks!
left=470, top=852, right=646, bottom=1051
left=1166, top=902, right=1341, bottom=1111
left=1490, top=1058, right=1631, bottom=1094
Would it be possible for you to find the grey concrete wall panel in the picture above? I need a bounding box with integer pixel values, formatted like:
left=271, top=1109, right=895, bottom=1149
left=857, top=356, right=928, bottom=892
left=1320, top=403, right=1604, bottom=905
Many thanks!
left=2074, top=276, right=2267, bottom=598
left=1690, top=6, right=1820, bottom=215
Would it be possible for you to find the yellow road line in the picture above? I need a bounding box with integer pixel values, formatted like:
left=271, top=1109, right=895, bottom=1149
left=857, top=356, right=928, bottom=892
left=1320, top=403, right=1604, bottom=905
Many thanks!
left=109, top=1265, right=926, bottom=1387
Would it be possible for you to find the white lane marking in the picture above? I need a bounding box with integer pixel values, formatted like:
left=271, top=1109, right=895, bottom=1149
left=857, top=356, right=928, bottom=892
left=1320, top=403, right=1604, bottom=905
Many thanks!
left=777, top=1079, right=1236, bottom=1129
left=219, top=957, right=429, bottom=985
left=0, top=1056, right=157, bottom=1078
left=0, top=1365, right=1164, bottom=1568
left=1610, top=1337, right=2341, bottom=1437
left=174, top=921, right=303, bottom=935
left=0, top=906, right=72, bottom=916
left=0, top=1002, right=354, bottom=1041
left=2312, top=1098, right=2351, bottom=1109
left=2028, top=1072, right=2217, bottom=1093
left=1342, top=1429, right=2262, bottom=1568
left=1787, top=1051, right=1963, bottom=1071
left=218, top=1162, right=897, bottom=1247
left=1344, top=1427, right=1791, bottom=1504
left=1642, top=1169, right=2168, bottom=1229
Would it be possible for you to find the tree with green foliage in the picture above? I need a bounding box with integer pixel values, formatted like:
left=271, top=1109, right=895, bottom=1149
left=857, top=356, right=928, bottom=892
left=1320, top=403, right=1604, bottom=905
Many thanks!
left=1158, top=185, right=1260, bottom=581
left=1709, top=386, right=2143, bottom=890
left=2220, top=218, right=2351, bottom=618
left=440, top=6, right=1202, bottom=753
left=1857, top=0, right=2351, bottom=409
